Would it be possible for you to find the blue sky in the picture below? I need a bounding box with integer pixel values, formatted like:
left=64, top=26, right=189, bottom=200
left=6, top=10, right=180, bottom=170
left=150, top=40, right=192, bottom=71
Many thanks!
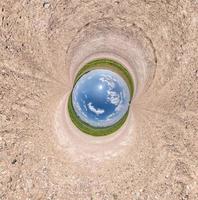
left=72, top=69, right=130, bottom=127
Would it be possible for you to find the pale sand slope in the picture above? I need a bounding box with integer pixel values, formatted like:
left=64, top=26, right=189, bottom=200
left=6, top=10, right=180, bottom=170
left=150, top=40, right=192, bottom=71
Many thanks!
left=0, top=1, right=198, bottom=199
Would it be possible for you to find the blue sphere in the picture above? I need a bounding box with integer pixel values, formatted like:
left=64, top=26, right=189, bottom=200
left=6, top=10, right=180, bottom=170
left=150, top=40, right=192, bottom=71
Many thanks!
left=72, top=69, right=130, bottom=127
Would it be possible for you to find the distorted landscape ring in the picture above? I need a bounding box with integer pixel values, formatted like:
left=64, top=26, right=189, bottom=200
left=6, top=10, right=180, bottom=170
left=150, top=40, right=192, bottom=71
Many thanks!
left=68, top=59, right=134, bottom=136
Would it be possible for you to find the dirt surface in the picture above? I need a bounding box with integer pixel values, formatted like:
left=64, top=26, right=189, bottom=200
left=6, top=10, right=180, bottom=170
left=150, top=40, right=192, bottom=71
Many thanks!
left=0, top=0, right=198, bottom=199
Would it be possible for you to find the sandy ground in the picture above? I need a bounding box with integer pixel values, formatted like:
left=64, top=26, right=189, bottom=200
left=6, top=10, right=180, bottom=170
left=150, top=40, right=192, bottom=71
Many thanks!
left=0, top=0, right=198, bottom=199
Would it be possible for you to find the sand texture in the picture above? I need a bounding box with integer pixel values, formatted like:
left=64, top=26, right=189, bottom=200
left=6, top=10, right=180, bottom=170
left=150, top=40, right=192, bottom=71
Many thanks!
left=0, top=0, right=198, bottom=199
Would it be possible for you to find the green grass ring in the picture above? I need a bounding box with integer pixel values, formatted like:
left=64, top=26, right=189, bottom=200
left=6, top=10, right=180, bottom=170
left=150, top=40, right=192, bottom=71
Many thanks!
left=68, top=58, right=134, bottom=136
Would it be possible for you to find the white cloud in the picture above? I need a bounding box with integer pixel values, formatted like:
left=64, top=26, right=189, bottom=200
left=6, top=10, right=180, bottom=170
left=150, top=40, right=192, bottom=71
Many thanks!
left=87, top=102, right=105, bottom=115
left=76, top=102, right=82, bottom=112
left=107, top=90, right=120, bottom=106
left=99, top=75, right=116, bottom=89
left=115, top=103, right=123, bottom=112
left=82, top=100, right=88, bottom=111
left=106, top=112, right=116, bottom=121
left=81, top=111, right=88, bottom=118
